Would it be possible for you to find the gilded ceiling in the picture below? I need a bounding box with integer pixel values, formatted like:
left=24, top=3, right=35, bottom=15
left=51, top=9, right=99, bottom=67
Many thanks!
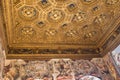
left=1, top=0, right=120, bottom=59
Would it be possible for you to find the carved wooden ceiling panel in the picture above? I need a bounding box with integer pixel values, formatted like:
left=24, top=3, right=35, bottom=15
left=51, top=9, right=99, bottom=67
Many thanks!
left=1, top=0, right=120, bottom=59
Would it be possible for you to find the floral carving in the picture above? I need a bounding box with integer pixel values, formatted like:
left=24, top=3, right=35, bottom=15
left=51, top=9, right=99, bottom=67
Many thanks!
left=47, top=9, right=65, bottom=22
left=94, top=14, right=107, bottom=25
left=106, top=0, right=119, bottom=5
left=84, top=31, right=97, bottom=39
left=21, top=27, right=35, bottom=37
left=19, top=6, right=38, bottom=20
left=66, top=30, right=78, bottom=37
left=45, top=29, right=57, bottom=36
left=72, top=11, right=86, bottom=23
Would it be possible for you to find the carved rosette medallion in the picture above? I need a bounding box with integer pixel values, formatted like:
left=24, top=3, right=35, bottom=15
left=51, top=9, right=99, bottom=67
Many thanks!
left=45, top=29, right=57, bottom=36
left=94, top=14, right=107, bottom=26
left=66, top=30, right=78, bottom=37
left=72, top=11, right=86, bottom=23
left=20, top=27, right=35, bottom=37
left=84, top=31, right=97, bottom=39
left=19, top=6, right=38, bottom=20
left=47, top=9, right=65, bottom=22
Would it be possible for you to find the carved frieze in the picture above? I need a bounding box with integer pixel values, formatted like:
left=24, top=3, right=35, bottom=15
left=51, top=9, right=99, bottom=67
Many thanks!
left=8, top=48, right=100, bottom=54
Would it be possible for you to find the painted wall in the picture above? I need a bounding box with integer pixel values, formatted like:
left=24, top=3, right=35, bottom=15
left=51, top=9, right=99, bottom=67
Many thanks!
left=3, top=58, right=113, bottom=80
left=0, top=39, right=5, bottom=80
left=0, top=5, right=6, bottom=80
left=104, top=53, right=120, bottom=80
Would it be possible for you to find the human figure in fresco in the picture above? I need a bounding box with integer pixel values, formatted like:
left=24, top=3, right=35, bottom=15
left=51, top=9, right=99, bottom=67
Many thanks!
left=106, top=57, right=117, bottom=80
left=53, top=59, right=73, bottom=80
left=16, top=65, right=26, bottom=80
left=4, top=66, right=19, bottom=80
left=91, top=58, right=114, bottom=80
left=4, top=59, right=27, bottom=80
left=91, top=58, right=107, bottom=74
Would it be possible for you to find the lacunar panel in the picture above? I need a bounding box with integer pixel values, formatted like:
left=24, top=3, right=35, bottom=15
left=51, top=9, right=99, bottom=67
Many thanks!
left=2, top=0, right=120, bottom=57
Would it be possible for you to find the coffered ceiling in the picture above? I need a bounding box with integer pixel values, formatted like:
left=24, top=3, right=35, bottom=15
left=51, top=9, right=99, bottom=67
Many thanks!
left=1, top=0, right=120, bottom=59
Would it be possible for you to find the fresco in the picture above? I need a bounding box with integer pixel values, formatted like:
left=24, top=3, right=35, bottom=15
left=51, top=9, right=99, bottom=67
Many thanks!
left=112, top=45, right=120, bottom=75
left=0, top=40, right=5, bottom=80
left=50, top=59, right=73, bottom=80
left=114, top=52, right=120, bottom=68
left=91, top=58, right=113, bottom=80
left=3, top=58, right=113, bottom=80
left=73, top=59, right=100, bottom=79
left=104, top=53, right=120, bottom=80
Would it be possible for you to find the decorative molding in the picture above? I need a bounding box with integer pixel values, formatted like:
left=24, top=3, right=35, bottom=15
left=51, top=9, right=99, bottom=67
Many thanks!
left=6, top=54, right=101, bottom=60
left=8, top=48, right=100, bottom=54
left=100, top=24, right=120, bottom=56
